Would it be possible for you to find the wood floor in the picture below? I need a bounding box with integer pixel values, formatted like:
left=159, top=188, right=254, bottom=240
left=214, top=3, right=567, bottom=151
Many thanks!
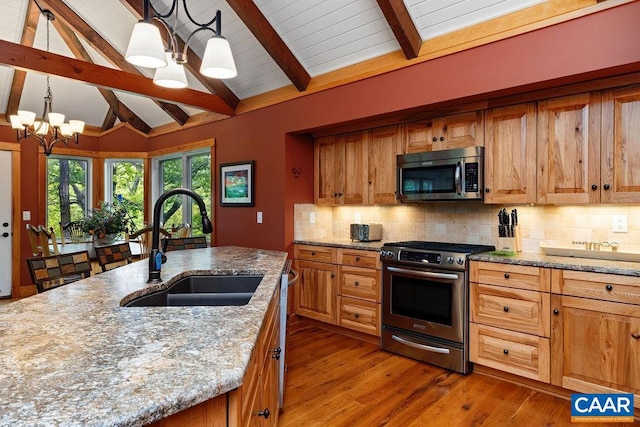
left=279, top=320, right=633, bottom=427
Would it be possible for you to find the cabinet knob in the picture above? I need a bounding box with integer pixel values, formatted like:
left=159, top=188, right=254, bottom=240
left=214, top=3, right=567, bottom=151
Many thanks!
left=432, top=137, right=437, bottom=142
left=439, top=136, right=445, bottom=141
left=632, top=332, right=640, bottom=340
left=354, top=313, right=360, bottom=318
left=485, top=188, right=490, bottom=193
left=311, top=251, right=316, bottom=256
left=591, top=184, right=598, bottom=190
left=355, top=256, right=360, bottom=261
left=354, top=281, right=360, bottom=286
left=603, top=183, right=611, bottom=191
left=331, top=273, right=335, bottom=278
left=338, top=192, right=343, bottom=197
left=258, top=408, right=270, bottom=419
left=503, top=349, right=509, bottom=355
left=504, top=273, right=510, bottom=279
left=272, top=347, right=282, bottom=360
left=606, top=284, right=613, bottom=291
left=503, top=306, right=509, bottom=312
left=332, top=192, right=338, bottom=197
left=553, top=309, right=560, bottom=315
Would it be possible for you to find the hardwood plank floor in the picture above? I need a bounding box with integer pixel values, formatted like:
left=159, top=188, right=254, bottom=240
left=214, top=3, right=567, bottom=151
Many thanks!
left=280, top=320, right=633, bottom=427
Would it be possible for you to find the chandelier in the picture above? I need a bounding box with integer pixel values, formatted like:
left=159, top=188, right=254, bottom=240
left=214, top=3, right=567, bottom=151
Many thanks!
left=125, top=0, right=237, bottom=89
left=9, top=6, right=84, bottom=156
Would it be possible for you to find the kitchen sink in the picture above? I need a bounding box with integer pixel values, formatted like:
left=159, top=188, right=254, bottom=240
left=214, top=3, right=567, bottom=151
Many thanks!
left=123, top=274, right=263, bottom=307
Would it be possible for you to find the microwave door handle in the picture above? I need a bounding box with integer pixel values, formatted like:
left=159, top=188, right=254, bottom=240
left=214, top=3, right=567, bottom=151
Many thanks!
left=386, top=266, right=459, bottom=281
left=392, top=335, right=451, bottom=354
left=455, top=161, right=462, bottom=195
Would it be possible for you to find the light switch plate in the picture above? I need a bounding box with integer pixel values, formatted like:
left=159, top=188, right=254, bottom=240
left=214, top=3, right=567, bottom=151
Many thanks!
left=257, top=212, right=263, bottom=224
left=22, top=211, right=31, bottom=221
left=309, top=212, right=315, bottom=224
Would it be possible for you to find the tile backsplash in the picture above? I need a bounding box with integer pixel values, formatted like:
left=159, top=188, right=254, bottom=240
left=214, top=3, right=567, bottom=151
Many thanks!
left=294, top=203, right=640, bottom=254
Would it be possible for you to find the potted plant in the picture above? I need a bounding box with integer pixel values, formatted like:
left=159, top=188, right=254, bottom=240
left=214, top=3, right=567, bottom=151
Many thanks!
left=80, top=201, right=132, bottom=246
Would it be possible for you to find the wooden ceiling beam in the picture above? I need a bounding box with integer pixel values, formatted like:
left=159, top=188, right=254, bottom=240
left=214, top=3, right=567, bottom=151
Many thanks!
left=51, top=17, right=152, bottom=134
left=120, top=0, right=240, bottom=110
left=5, top=1, right=40, bottom=116
left=37, top=0, right=195, bottom=125
left=226, top=0, right=311, bottom=91
left=376, top=0, right=422, bottom=59
left=102, top=109, right=118, bottom=132
left=0, top=39, right=235, bottom=115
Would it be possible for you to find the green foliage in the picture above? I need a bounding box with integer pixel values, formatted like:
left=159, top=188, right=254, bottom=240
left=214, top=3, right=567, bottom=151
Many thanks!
left=111, top=161, right=144, bottom=231
left=79, top=201, right=132, bottom=239
left=46, top=157, right=88, bottom=229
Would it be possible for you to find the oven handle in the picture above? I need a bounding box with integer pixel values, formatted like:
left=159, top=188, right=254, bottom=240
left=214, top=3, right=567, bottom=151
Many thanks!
left=386, top=266, right=459, bottom=281
left=455, top=161, right=462, bottom=195
left=392, top=335, right=451, bottom=354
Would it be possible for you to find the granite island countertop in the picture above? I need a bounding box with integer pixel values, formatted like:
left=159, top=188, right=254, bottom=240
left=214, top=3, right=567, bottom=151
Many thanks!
left=0, top=246, right=288, bottom=427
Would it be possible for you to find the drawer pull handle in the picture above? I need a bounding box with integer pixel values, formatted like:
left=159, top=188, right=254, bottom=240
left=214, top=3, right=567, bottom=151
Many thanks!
left=503, top=306, right=509, bottom=312
left=503, top=349, right=509, bottom=355
left=258, top=408, right=270, bottom=419
left=632, top=333, right=640, bottom=340
left=355, top=256, right=361, bottom=261
left=354, top=313, right=360, bottom=318
left=504, top=273, right=510, bottom=279
left=311, top=251, right=316, bottom=256
left=272, top=347, right=282, bottom=360
left=354, top=281, right=360, bottom=286
left=553, top=309, right=560, bottom=315
left=605, top=284, right=613, bottom=291
left=331, top=273, right=335, bottom=278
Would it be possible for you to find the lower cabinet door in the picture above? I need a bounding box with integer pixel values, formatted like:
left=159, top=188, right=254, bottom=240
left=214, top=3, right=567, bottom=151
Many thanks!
left=294, top=260, right=337, bottom=324
left=470, top=323, right=550, bottom=383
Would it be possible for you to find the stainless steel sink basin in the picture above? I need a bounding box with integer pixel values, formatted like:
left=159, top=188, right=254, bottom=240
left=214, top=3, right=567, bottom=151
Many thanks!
left=124, top=275, right=263, bottom=307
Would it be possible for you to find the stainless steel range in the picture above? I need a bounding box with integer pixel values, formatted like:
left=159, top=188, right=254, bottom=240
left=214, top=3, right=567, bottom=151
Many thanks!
left=379, top=241, right=495, bottom=374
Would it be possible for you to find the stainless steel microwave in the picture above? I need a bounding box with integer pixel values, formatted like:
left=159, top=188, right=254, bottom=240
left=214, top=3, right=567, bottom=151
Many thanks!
left=396, top=146, right=484, bottom=202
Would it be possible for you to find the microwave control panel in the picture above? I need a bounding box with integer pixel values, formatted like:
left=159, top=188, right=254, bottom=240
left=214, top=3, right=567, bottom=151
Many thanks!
left=464, top=162, right=479, bottom=193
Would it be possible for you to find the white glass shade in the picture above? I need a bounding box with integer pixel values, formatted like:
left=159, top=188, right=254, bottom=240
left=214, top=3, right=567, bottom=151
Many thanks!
left=34, top=121, right=49, bottom=135
left=48, top=112, right=65, bottom=127
left=125, top=21, right=167, bottom=68
left=17, top=110, right=36, bottom=126
left=59, top=123, right=73, bottom=137
left=200, top=36, right=237, bottom=79
left=69, top=120, right=85, bottom=134
left=154, top=52, right=188, bottom=88
left=9, top=115, right=22, bottom=129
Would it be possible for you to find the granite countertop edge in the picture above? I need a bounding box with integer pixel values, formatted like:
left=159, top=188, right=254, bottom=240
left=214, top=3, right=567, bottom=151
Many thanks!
left=0, top=246, right=288, bottom=427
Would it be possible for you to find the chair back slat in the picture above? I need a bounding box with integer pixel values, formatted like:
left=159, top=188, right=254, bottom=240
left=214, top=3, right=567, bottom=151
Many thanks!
left=38, top=226, right=59, bottom=256
left=27, top=251, right=91, bottom=293
left=95, top=243, right=133, bottom=272
left=129, top=225, right=170, bottom=259
left=26, top=224, right=41, bottom=256
left=59, top=221, right=86, bottom=244
left=162, top=236, right=208, bottom=252
left=170, top=223, right=191, bottom=238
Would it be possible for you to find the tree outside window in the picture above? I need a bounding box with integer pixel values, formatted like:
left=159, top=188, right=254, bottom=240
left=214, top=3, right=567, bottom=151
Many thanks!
left=105, top=159, right=144, bottom=234
left=47, top=156, right=90, bottom=230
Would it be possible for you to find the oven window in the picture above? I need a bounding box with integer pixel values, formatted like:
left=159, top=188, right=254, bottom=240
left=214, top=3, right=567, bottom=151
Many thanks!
left=402, top=165, right=456, bottom=194
left=390, top=275, right=452, bottom=326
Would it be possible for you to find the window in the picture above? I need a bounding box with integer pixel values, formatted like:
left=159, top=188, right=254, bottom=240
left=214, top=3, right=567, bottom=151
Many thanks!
left=154, top=150, right=211, bottom=237
left=104, top=159, right=145, bottom=233
left=46, top=156, right=91, bottom=230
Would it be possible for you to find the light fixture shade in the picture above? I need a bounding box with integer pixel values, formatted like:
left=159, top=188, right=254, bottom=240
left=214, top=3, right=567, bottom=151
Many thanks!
left=154, top=52, right=188, bottom=88
left=125, top=21, right=167, bottom=68
left=9, top=115, right=22, bottom=129
left=17, top=110, right=36, bottom=126
left=48, top=112, right=65, bottom=127
left=200, top=36, right=237, bottom=79
left=34, top=121, right=49, bottom=135
left=69, top=120, right=85, bottom=134
left=60, top=123, right=73, bottom=137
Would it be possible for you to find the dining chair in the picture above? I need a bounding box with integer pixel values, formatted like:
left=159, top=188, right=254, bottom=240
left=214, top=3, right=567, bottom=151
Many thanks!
left=27, top=250, right=92, bottom=293
left=129, top=225, right=170, bottom=259
left=162, top=236, right=208, bottom=252
left=59, top=221, right=85, bottom=245
left=170, top=223, right=191, bottom=238
left=94, top=242, right=133, bottom=272
left=26, top=224, right=42, bottom=256
left=38, top=225, right=59, bottom=256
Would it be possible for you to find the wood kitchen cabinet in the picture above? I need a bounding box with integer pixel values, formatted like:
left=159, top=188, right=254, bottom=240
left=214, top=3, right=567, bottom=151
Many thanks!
left=537, top=92, right=601, bottom=204
left=404, top=111, right=484, bottom=153
left=550, top=269, right=640, bottom=407
left=484, top=103, right=537, bottom=204
left=367, top=125, right=402, bottom=205
left=469, top=261, right=551, bottom=382
left=294, top=245, right=338, bottom=324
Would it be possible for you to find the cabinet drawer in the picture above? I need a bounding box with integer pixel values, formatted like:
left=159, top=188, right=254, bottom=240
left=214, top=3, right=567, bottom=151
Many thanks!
left=339, top=249, right=380, bottom=269
left=471, top=283, right=550, bottom=337
left=471, top=261, right=550, bottom=292
left=552, top=269, right=640, bottom=305
left=338, top=296, right=380, bottom=336
left=294, top=245, right=337, bottom=264
left=470, top=323, right=550, bottom=383
left=340, top=265, right=380, bottom=302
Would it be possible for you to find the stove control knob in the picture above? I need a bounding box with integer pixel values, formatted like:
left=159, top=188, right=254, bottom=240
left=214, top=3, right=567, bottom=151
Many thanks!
left=380, top=250, right=394, bottom=258
left=456, top=257, right=464, bottom=265
left=446, top=256, right=454, bottom=264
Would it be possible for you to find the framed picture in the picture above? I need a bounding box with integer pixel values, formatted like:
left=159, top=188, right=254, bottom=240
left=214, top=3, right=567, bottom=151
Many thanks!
left=220, top=161, right=254, bottom=206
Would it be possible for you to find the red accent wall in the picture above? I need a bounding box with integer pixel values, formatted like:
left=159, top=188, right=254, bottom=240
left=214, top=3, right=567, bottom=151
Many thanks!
left=9, top=1, right=640, bottom=290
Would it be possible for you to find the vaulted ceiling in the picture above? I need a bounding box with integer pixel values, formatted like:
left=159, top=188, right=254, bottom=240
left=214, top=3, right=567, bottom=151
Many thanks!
left=0, top=0, right=608, bottom=137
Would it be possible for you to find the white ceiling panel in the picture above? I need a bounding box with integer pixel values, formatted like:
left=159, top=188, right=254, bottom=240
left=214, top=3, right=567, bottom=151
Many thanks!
left=0, top=67, right=15, bottom=114
left=113, top=90, right=174, bottom=129
left=405, top=0, right=546, bottom=40
left=0, top=0, right=27, bottom=43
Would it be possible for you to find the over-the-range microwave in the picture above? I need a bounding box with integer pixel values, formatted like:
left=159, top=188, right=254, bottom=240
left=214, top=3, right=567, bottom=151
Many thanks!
left=396, top=146, right=484, bottom=202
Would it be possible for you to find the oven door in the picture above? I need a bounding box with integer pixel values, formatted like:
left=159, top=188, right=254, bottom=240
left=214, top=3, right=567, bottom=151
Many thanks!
left=382, top=263, right=466, bottom=343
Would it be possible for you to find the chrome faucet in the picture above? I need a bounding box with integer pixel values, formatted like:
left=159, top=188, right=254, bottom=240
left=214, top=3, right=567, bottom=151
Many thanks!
left=148, top=188, right=213, bottom=283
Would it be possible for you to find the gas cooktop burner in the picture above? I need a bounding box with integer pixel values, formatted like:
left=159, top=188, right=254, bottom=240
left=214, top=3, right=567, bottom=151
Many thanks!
left=383, top=241, right=495, bottom=254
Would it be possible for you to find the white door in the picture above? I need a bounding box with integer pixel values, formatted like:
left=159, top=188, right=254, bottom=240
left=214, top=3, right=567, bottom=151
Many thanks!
left=0, top=151, right=12, bottom=297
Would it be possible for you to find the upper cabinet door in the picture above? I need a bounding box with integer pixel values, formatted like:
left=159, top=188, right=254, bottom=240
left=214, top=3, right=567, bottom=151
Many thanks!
left=314, top=135, right=342, bottom=205
left=484, top=103, right=537, bottom=204
left=601, top=85, right=640, bottom=203
left=341, top=131, right=367, bottom=205
left=437, top=111, right=484, bottom=150
left=537, top=93, right=601, bottom=204
left=368, top=125, right=402, bottom=205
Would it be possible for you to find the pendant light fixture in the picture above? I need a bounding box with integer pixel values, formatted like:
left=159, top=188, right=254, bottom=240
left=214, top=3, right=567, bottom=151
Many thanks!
left=10, top=4, right=84, bottom=156
left=125, top=0, right=237, bottom=89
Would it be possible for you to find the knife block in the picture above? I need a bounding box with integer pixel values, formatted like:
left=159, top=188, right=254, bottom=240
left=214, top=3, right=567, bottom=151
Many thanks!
left=497, top=225, right=522, bottom=253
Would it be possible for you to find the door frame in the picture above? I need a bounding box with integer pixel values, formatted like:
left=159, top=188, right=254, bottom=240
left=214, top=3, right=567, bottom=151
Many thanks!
left=0, top=143, right=21, bottom=298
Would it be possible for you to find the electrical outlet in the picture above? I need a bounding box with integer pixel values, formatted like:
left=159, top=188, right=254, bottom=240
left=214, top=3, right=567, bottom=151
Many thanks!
left=257, top=212, right=263, bottom=224
left=309, top=212, right=315, bottom=224
left=613, top=215, right=627, bottom=233
left=355, top=212, right=361, bottom=223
